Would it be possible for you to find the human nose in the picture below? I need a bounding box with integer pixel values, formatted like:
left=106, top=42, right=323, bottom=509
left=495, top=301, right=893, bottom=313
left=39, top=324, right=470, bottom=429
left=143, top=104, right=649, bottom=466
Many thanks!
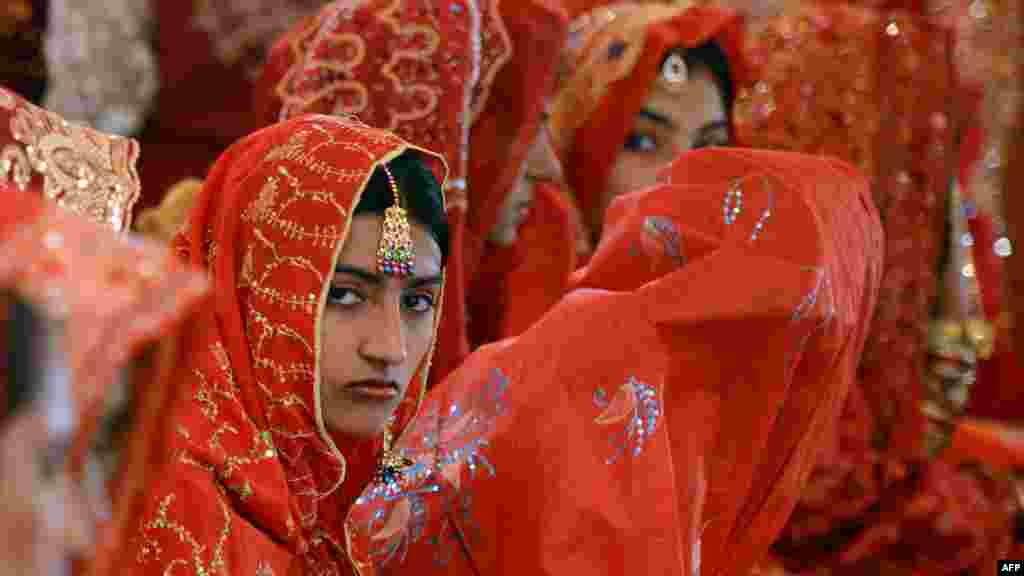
left=358, top=298, right=408, bottom=366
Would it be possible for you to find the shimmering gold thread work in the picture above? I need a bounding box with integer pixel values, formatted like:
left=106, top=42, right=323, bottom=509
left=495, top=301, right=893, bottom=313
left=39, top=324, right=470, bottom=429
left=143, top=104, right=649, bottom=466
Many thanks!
left=376, top=0, right=442, bottom=129
left=138, top=491, right=232, bottom=575
left=376, top=163, right=416, bottom=277
left=0, top=87, right=141, bottom=231
left=469, top=0, right=513, bottom=124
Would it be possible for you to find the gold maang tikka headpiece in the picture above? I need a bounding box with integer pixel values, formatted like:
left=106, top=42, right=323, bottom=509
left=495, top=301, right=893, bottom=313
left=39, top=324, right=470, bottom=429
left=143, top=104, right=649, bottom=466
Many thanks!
left=376, top=163, right=415, bottom=277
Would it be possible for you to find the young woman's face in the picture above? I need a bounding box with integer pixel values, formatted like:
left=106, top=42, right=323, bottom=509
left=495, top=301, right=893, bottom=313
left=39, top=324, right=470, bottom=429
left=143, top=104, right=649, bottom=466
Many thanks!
left=318, top=214, right=443, bottom=439
left=597, top=65, right=729, bottom=233
left=488, top=127, right=564, bottom=246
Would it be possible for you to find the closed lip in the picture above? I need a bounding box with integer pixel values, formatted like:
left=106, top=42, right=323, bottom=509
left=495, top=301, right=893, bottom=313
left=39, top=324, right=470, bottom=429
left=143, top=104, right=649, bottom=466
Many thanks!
left=345, top=379, right=400, bottom=398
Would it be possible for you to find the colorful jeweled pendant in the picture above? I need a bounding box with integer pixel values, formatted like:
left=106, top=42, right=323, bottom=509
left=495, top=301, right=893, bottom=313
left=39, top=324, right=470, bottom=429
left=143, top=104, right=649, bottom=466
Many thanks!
left=376, top=164, right=415, bottom=277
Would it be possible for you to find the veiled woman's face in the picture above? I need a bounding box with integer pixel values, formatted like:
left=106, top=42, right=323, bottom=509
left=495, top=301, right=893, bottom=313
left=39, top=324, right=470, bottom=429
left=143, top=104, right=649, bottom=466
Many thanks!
left=319, top=215, right=443, bottom=439
left=598, top=66, right=729, bottom=233
left=488, top=128, right=564, bottom=246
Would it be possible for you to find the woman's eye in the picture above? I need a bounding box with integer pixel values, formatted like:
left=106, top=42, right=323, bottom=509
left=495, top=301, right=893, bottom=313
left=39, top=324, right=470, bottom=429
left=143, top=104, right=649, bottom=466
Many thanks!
left=403, top=292, right=436, bottom=314
left=327, top=286, right=364, bottom=307
left=624, top=132, right=658, bottom=153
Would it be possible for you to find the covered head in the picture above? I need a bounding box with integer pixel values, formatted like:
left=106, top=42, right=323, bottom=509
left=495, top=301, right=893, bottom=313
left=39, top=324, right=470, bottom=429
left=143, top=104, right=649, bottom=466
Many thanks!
left=344, top=148, right=884, bottom=575
left=549, top=2, right=744, bottom=239
left=119, top=114, right=451, bottom=574
left=261, top=0, right=558, bottom=385
left=262, top=0, right=512, bottom=208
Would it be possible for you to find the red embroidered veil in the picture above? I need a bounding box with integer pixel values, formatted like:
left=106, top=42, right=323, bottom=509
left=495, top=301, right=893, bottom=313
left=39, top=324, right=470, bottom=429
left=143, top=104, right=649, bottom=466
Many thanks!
left=344, top=148, right=884, bottom=576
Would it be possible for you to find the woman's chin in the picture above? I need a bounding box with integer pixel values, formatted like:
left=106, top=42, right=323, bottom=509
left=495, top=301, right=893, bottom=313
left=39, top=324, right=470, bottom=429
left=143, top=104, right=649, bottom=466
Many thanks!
left=326, top=414, right=391, bottom=441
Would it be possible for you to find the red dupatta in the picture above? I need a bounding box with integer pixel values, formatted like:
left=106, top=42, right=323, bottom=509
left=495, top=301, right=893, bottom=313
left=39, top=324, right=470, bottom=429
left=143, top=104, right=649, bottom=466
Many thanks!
left=344, top=148, right=883, bottom=576
left=111, top=115, right=448, bottom=575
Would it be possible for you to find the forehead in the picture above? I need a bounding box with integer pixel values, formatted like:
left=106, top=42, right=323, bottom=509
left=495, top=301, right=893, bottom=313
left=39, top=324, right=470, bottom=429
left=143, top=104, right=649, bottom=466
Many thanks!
left=337, top=214, right=442, bottom=276
left=644, top=67, right=727, bottom=123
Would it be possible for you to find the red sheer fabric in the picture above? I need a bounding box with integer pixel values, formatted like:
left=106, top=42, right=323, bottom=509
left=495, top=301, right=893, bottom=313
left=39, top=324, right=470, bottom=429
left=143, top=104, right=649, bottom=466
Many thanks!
left=344, top=149, right=883, bottom=576
left=109, top=115, right=448, bottom=575
left=475, top=181, right=578, bottom=342
left=492, top=4, right=744, bottom=345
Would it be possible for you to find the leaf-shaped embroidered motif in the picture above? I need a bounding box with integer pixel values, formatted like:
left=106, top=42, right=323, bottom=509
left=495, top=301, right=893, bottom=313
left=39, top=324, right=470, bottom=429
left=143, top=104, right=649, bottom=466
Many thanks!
left=371, top=498, right=412, bottom=542
left=640, top=216, right=685, bottom=268
left=594, top=381, right=637, bottom=425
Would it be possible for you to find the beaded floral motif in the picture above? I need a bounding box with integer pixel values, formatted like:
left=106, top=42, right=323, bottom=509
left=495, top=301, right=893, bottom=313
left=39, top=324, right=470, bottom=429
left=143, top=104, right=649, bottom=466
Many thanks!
left=721, top=176, right=776, bottom=241
left=0, top=87, right=142, bottom=232
left=641, top=215, right=686, bottom=269
left=785, top=267, right=836, bottom=378
left=350, top=367, right=509, bottom=570
left=468, top=0, right=512, bottom=123
left=723, top=179, right=743, bottom=225
left=593, top=376, right=662, bottom=463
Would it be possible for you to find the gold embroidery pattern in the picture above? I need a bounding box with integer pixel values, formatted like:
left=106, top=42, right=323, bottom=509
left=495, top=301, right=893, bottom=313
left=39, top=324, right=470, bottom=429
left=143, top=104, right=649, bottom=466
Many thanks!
left=0, top=87, right=142, bottom=232
left=469, top=0, right=513, bottom=123
left=138, top=116, right=447, bottom=574
left=138, top=492, right=233, bottom=576
left=276, top=0, right=481, bottom=199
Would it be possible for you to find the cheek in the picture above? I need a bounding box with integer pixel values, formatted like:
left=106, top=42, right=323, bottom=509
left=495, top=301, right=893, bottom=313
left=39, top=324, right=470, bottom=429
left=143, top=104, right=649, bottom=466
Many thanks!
left=404, top=314, right=437, bottom=371
left=319, top=312, right=357, bottom=381
left=607, top=154, right=661, bottom=205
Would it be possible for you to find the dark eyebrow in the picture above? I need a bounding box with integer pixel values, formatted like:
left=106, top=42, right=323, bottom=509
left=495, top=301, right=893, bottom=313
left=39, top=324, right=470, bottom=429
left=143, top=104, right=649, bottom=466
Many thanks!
left=334, top=265, right=443, bottom=289
left=408, top=275, right=443, bottom=289
left=636, top=107, right=674, bottom=128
